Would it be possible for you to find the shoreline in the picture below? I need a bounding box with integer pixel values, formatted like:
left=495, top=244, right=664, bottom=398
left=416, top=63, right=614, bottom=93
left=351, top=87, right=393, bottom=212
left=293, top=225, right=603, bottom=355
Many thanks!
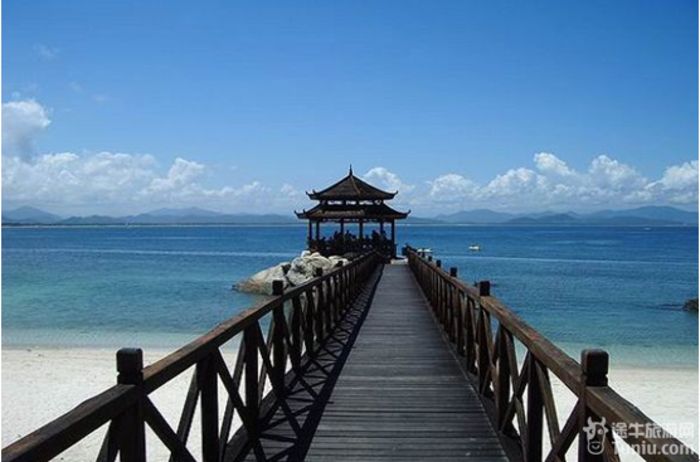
left=5, top=328, right=697, bottom=368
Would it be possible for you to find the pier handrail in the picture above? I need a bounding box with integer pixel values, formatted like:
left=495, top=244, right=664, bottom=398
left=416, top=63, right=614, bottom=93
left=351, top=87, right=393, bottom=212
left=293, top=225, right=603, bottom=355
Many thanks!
left=2, top=251, right=382, bottom=462
left=406, top=246, right=697, bottom=462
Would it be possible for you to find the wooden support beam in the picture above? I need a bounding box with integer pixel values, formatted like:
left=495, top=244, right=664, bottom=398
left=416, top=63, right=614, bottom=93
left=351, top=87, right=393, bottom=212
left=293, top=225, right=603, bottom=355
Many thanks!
left=526, top=357, right=544, bottom=462
left=578, top=349, right=609, bottom=462
left=197, top=355, right=219, bottom=462
left=243, top=326, right=259, bottom=439
left=116, top=348, right=146, bottom=462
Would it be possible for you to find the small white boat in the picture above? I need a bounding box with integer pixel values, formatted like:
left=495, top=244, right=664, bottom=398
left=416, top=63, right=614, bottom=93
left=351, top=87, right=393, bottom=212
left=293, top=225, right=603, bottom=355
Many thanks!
left=468, top=244, right=481, bottom=251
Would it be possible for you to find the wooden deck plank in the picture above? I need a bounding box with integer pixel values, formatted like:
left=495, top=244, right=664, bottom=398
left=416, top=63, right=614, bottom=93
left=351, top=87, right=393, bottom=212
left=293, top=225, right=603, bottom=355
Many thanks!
left=304, top=263, right=507, bottom=461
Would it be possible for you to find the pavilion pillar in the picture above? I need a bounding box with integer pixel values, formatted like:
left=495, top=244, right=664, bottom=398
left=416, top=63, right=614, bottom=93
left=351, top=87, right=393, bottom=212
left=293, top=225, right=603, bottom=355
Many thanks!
left=315, top=221, right=320, bottom=240
left=307, top=220, right=312, bottom=243
left=391, top=220, right=396, bottom=258
left=359, top=220, right=364, bottom=241
left=379, top=220, right=384, bottom=234
left=340, top=219, right=345, bottom=236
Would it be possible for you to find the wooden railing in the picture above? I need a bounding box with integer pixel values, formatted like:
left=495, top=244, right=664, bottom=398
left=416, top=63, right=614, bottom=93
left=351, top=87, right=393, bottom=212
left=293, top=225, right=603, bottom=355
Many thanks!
left=2, top=251, right=382, bottom=462
left=406, top=247, right=697, bottom=462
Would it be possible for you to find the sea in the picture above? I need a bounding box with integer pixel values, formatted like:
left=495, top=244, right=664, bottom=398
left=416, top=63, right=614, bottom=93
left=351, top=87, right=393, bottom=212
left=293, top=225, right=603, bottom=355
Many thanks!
left=2, top=225, right=698, bottom=368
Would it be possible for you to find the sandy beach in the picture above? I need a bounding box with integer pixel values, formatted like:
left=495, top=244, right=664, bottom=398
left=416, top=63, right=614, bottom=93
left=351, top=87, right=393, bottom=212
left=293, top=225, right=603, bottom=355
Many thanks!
left=2, top=346, right=244, bottom=460
left=2, top=346, right=697, bottom=460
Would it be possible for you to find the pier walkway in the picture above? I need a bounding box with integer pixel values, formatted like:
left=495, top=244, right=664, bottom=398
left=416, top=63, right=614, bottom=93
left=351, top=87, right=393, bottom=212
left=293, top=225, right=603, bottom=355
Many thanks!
left=303, top=263, right=506, bottom=461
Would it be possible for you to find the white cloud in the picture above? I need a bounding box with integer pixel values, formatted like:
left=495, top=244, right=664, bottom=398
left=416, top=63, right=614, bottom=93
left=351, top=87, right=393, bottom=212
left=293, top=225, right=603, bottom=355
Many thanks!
left=281, top=183, right=301, bottom=197
left=428, top=174, right=478, bottom=202
left=4, top=152, right=154, bottom=207
left=2, top=152, right=277, bottom=214
left=147, top=158, right=205, bottom=193
left=362, top=167, right=414, bottom=193
left=2, top=99, right=51, bottom=160
left=423, top=153, right=697, bottom=211
left=69, top=82, right=84, bottom=93
left=534, top=152, right=574, bottom=177
left=484, top=168, right=545, bottom=198
left=655, top=160, right=698, bottom=191
left=588, top=155, right=647, bottom=190
left=92, top=94, right=110, bottom=104
left=34, top=44, right=59, bottom=60
left=644, top=160, right=699, bottom=204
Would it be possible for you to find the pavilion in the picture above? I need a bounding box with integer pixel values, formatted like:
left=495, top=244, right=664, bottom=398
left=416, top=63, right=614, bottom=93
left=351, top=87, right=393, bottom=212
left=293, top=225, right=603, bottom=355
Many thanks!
left=296, top=167, right=410, bottom=258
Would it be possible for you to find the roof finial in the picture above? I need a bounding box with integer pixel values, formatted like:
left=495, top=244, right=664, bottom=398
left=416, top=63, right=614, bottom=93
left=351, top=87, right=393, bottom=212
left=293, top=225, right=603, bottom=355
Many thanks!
left=349, top=164, right=353, bottom=175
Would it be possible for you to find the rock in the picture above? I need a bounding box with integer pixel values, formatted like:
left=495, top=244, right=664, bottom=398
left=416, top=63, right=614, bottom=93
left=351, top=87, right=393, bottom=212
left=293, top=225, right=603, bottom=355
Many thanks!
left=683, top=298, right=698, bottom=312
left=328, top=255, right=350, bottom=267
left=234, top=262, right=290, bottom=295
left=286, top=253, right=333, bottom=286
left=286, top=257, right=314, bottom=286
left=235, top=251, right=352, bottom=294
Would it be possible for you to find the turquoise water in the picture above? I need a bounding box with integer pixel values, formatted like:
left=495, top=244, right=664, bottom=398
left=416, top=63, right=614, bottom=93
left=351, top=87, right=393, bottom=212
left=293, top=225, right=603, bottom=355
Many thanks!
left=2, top=225, right=697, bottom=366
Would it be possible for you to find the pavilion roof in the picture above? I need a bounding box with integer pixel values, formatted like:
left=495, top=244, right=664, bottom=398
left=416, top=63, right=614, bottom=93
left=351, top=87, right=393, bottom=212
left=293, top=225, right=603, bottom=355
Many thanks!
left=296, top=202, right=409, bottom=221
left=307, top=167, right=396, bottom=201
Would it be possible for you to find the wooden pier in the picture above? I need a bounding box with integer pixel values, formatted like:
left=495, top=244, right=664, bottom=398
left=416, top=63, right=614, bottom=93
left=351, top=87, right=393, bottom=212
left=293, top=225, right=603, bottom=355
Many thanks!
left=2, top=249, right=697, bottom=462
left=303, top=264, right=506, bottom=461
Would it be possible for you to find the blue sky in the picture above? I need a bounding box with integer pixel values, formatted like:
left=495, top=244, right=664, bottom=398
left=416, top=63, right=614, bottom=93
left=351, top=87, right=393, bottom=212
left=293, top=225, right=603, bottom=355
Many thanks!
left=2, top=1, right=698, bottom=215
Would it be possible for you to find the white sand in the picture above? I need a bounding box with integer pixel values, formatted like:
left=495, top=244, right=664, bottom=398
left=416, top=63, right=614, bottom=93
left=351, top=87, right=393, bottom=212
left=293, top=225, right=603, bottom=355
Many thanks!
left=2, top=347, right=697, bottom=460
left=543, top=364, right=698, bottom=460
left=2, top=346, right=243, bottom=460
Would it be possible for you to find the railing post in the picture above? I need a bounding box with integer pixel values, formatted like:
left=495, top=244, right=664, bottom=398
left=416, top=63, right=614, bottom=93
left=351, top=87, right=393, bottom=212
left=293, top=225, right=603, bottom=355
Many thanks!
left=291, top=295, right=303, bottom=370
left=116, top=348, right=146, bottom=462
left=198, top=354, right=219, bottom=462
left=436, top=261, right=443, bottom=325
left=465, top=298, right=476, bottom=372
left=526, top=357, right=543, bottom=462
left=449, top=268, right=458, bottom=343
left=323, top=278, right=332, bottom=336
left=329, top=275, right=339, bottom=324
left=578, top=349, right=609, bottom=462
left=496, top=328, right=511, bottom=429
left=478, top=280, right=491, bottom=296
left=338, top=261, right=347, bottom=313
left=304, top=289, right=315, bottom=354
left=243, top=325, right=259, bottom=440
left=314, top=268, right=325, bottom=340
left=476, top=308, right=490, bottom=392
left=272, top=280, right=286, bottom=393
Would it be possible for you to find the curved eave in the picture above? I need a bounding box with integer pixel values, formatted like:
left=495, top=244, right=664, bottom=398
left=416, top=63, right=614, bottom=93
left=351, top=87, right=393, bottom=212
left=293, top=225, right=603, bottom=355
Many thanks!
left=306, top=192, right=397, bottom=201
left=295, top=205, right=410, bottom=221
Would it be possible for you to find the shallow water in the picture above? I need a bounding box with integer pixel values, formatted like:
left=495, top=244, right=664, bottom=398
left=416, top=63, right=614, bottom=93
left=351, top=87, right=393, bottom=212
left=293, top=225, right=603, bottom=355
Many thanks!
left=2, top=225, right=697, bottom=366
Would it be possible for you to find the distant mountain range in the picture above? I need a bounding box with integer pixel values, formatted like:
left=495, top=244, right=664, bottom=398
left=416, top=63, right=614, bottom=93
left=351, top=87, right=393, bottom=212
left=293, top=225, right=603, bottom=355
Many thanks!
left=436, top=206, right=698, bottom=226
left=2, top=205, right=697, bottom=226
left=2, top=206, right=298, bottom=225
left=434, top=206, right=698, bottom=226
